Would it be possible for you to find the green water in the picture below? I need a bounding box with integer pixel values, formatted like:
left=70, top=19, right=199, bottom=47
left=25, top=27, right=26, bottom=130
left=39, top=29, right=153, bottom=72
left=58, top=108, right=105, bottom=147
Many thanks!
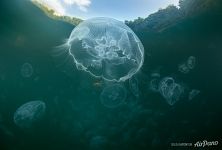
left=0, top=0, right=222, bottom=150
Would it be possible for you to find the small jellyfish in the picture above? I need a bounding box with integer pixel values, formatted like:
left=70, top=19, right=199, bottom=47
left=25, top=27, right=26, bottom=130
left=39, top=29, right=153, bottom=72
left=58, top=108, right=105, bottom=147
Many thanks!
left=129, top=76, right=140, bottom=98
left=187, top=56, right=196, bottom=69
left=20, top=63, right=33, bottom=78
left=178, top=63, right=190, bottom=74
left=158, top=77, right=175, bottom=98
left=159, top=77, right=184, bottom=106
left=100, top=84, right=127, bottom=108
left=166, top=83, right=184, bottom=106
left=149, top=78, right=160, bottom=92
left=188, top=89, right=200, bottom=101
left=13, top=100, right=46, bottom=129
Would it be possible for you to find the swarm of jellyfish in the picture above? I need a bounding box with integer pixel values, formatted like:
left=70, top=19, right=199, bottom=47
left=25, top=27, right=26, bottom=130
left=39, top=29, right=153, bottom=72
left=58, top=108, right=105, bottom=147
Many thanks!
left=13, top=100, right=46, bottom=129
left=66, top=17, right=144, bottom=82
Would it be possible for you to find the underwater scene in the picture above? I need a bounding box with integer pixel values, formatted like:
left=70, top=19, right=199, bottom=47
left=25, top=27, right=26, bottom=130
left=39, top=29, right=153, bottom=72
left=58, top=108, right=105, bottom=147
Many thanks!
left=0, top=0, right=222, bottom=149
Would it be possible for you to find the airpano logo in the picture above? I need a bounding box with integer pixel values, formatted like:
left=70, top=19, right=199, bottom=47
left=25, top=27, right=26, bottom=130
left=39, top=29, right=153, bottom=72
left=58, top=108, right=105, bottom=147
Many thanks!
left=170, top=140, right=219, bottom=148
left=194, top=140, right=218, bottom=147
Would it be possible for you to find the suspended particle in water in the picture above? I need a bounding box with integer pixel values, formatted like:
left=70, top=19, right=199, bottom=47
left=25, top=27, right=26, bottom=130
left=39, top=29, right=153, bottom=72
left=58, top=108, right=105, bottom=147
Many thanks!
left=187, top=56, right=196, bottom=69
left=13, top=101, right=46, bottom=129
left=100, top=84, right=127, bottom=108
left=67, top=17, right=144, bottom=82
left=188, top=89, right=200, bottom=101
left=178, top=63, right=190, bottom=74
left=149, top=70, right=161, bottom=92
left=20, top=62, right=33, bottom=78
left=151, top=72, right=160, bottom=78
left=129, top=76, right=140, bottom=98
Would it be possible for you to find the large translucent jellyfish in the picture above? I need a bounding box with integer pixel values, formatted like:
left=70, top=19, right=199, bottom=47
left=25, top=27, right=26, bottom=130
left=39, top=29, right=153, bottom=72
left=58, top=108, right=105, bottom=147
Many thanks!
left=100, top=84, right=127, bottom=108
left=13, top=101, right=46, bottom=129
left=20, top=63, right=33, bottom=78
left=159, top=77, right=184, bottom=105
left=67, top=17, right=144, bottom=82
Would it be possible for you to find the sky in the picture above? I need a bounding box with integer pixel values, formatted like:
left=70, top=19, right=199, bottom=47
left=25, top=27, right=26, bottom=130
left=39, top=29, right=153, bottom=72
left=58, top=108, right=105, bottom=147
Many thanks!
left=35, top=0, right=179, bottom=21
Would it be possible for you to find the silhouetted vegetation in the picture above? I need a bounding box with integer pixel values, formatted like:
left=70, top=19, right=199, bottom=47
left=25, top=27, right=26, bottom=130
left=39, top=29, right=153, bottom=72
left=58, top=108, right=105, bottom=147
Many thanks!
left=126, top=0, right=221, bottom=32
left=32, top=0, right=83, bottom=26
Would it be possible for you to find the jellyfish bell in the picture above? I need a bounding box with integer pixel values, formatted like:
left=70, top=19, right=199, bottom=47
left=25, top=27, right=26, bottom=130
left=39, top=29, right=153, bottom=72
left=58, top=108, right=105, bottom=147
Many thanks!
left=187, top=56, right=196, bottom=69
left=13, top=101, right=46, bottom=129
left=178, top=62, right=190, bottom=74
left=21, top=62, right=33, bottom=78
left=166, top=83, right=185, bottom=105
left=149, top=78, right=160, bottom=92
left=158, top=77, right=175, bottom=98
left=159, top=77, right=185, bottom=106
left=188, top=89, right=200, bottom=101
left=149, top=71, right=161, bottom=92
left=67, top=17, right=144, bottom=82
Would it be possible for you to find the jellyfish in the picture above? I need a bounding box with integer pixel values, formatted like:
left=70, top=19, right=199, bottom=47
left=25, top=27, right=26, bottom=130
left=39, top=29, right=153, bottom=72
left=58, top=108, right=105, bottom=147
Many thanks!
left=100, top=84, right=127, bottom=108
left=187, top=56, right=196, bottom=69
left=149, top=78, right=160, bottom=92
left=158, top=77, right=175, bottom=98
left=129, top=76, right=140, bottom=98
left=149, top=72, right=161, bottom=92
left=20, top=62, right=33, bottom=78
left=166, top=83, right=185, bottom=105
left=159, top=77, right=184, bottom=105
left=178, top=63, right=190, bottom=74
left=188, top=89, right=200, bottom=101
left=13, top=101, right=46, bottom=129
left=66, top=17, right=144, bottom=82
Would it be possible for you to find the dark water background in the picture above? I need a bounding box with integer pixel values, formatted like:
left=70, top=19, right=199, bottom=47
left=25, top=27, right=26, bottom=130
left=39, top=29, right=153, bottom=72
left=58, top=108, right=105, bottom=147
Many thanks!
left=0, top=0, right=222, bottom=150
